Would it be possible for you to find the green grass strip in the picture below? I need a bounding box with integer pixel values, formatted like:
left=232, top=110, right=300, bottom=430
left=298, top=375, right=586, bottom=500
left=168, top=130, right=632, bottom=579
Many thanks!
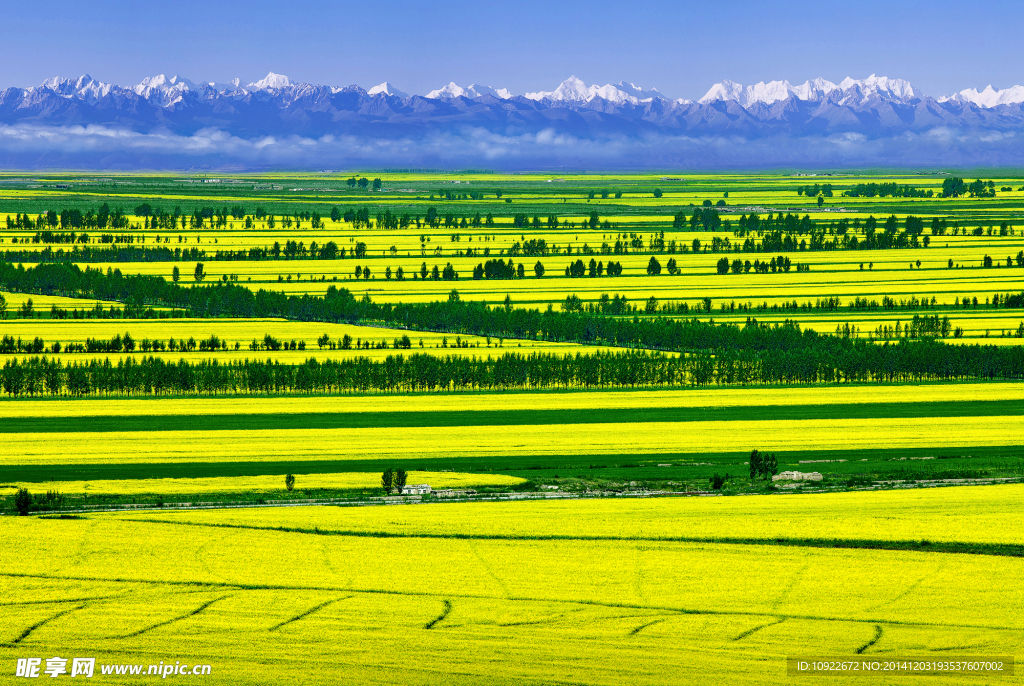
left=6, top=399, right=1024, bottom=434
left=3, top=445, right=1023, bottom=483
left=120, top=518, right=1024, bottom=558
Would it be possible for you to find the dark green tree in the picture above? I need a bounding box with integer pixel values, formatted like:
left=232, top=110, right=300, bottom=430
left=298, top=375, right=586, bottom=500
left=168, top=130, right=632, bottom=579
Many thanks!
left=749, top=450, right=762, bottom=480
left=941, top=177, right=966, bottom=198
left=15, top=488, right=31, bottom=515
left=381, top=468, right=394, bottom=494
left=395, top=469, right=408, bottom=492
left=285, top=474, right=295, bottom=491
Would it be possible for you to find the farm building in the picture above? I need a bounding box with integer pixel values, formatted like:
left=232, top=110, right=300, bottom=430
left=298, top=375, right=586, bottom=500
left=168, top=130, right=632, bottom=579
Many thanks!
left=400, top=484, right=432, bottom=495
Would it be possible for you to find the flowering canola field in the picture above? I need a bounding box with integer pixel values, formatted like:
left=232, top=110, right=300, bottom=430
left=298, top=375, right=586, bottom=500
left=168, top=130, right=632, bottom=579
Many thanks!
left=5, top=415, right=1024, bottom=468
left=1, top=489, right=1021, bottom=685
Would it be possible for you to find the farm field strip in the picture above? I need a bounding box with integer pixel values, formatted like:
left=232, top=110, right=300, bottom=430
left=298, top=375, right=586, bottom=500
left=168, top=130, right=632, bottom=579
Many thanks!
left=5, top=382, right=1023, bottom=418
left=17, top=242, right=1023, bottom=272
left=8, top=448, right=1018, bottom=484
left=2, top=399, right=1024, bottom=435
left=2, top=522, right=1019, bottom=629
left=17, top=260, right=1015, bottom=305
left=5, top=415, right=1024, bottom=467
left=2, top=470, right=524, bottom=495
left=0, top=317, right=596, bottom=358
left=1, top=496, right=1022, bottom=685
left=6, top=226, right=1023, bottom=248
left=115, top=483, right=1024, bottom=546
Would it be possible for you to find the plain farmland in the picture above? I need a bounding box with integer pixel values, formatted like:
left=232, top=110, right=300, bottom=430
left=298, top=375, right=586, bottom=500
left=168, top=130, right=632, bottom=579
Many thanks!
left=3, top=171, right=1024, bottom=684
left=1, top=486, right=1022, bottom=685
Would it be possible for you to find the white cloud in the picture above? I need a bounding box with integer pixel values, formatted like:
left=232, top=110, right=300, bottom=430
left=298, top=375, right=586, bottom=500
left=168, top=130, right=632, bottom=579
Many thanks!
left=0, top=123, right=1022, bottom=169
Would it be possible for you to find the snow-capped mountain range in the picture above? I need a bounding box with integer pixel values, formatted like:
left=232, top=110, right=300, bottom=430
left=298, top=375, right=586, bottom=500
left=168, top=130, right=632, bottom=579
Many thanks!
left=939, top=84, right=1024, bottom=108
left=15, top=71, right=1022, bottom=108
left=697, top=75, right=920, bottom=107
left=4, top=72, right=1024, bottom=168
left=524, top=76, right=669, bottom=105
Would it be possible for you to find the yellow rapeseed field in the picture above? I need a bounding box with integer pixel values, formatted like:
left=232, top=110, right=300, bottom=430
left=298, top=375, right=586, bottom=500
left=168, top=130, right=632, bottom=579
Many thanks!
left=1, top=493, right=1021, bottom=685
left=2, top=471, right=523, bottom=496
left=121, top=483, right=1024, bottom=545
left=5, top=415, right=1024, bottom=467
left=5, top=382, right=1022, bottom=419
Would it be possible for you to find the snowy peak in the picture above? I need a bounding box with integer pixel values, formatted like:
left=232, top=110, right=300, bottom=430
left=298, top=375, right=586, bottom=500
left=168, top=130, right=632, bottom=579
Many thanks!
left=208, top=77, right=243, bottom=94
left=133, top=75, right=248, bottom=103
left=249, top=72, right=292, bottom=90
left=426, top=81, right=466, bottom=99
left=836, top=74, right=918, bottom=103
left=614, top=81, right=669, bottom=101
left=526, top=76, right=666, bottom=104
left=699, top=75, right=920, bottom=106
left=526, top=76, right=590, bottom=102
left=700, top=78, right=841, bottom=106
left=467, top=84, right=512, bottom=99
left=36, top=74, right=113, bottom=103
left=134, top=74, right=194, bottom=93
left=367, top=82, right=408, bottom=98
left=132, top=74, right=194, bottom=106
left=699, top=80, right=745, bottom=104
left=425, top=82, right=511, bottom=99
left=940, top=84, right=1024, bottom=108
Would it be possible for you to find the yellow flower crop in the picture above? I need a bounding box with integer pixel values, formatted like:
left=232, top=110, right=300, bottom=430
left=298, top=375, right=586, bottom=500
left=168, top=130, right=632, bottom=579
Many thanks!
left=1, top=492, right=1022, bottom=685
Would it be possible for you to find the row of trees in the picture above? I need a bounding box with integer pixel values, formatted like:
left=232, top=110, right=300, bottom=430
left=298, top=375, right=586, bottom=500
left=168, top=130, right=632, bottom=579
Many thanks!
left=12, top=488, right=63, bottom=515
left=0, top=242, right=374, bottom=265
left=0, top=332, right=234, bottom=355
left=748, top=450, right=779, bottom=480
left=716, top=256, right=800, bottom=274
left=941, top=178, right=996, bottom=198
left=6, top=205, right=131, bottom=231
left=843, top=183, right=931, bottom=198
left=381, top=469, right=408, bottom=494
left=5, top=260, right=1024, bottom=349
left=473, top=259, right=531, bottom=280
left=3, top=339, right=1024, bottom=397
left=565, top=259, right=624, bottom=278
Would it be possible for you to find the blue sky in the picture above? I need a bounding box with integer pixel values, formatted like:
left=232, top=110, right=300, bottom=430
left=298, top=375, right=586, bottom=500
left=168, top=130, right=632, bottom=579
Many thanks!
left=2, top=0, right=1022, bottom=99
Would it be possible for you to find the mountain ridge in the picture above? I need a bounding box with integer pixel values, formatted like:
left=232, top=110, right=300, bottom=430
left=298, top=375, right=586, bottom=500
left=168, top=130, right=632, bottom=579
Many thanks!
left=3, top=72, right=1024, bottom=168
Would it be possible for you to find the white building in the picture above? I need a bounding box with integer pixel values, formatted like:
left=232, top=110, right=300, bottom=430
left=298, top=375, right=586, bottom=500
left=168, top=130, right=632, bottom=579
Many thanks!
left=401, top=484, right=432, bottom=495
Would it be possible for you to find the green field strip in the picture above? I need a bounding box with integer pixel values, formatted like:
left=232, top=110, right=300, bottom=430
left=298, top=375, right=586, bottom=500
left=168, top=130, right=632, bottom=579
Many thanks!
left=6, top=399, right=1024, bottom=434
left=88, top=517, right=1024, bottom=558
left=3, top=445, right=1023, bottom=483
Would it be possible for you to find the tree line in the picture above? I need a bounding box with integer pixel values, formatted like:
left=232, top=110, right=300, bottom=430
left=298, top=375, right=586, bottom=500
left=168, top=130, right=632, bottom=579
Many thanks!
left=843, top=183, right=932, bottom=198
left=3, top=338, right=1024, bottom=398
left=5, top=260, right=1024, bottom=350
left=716, top=256, right=808, bottom=274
